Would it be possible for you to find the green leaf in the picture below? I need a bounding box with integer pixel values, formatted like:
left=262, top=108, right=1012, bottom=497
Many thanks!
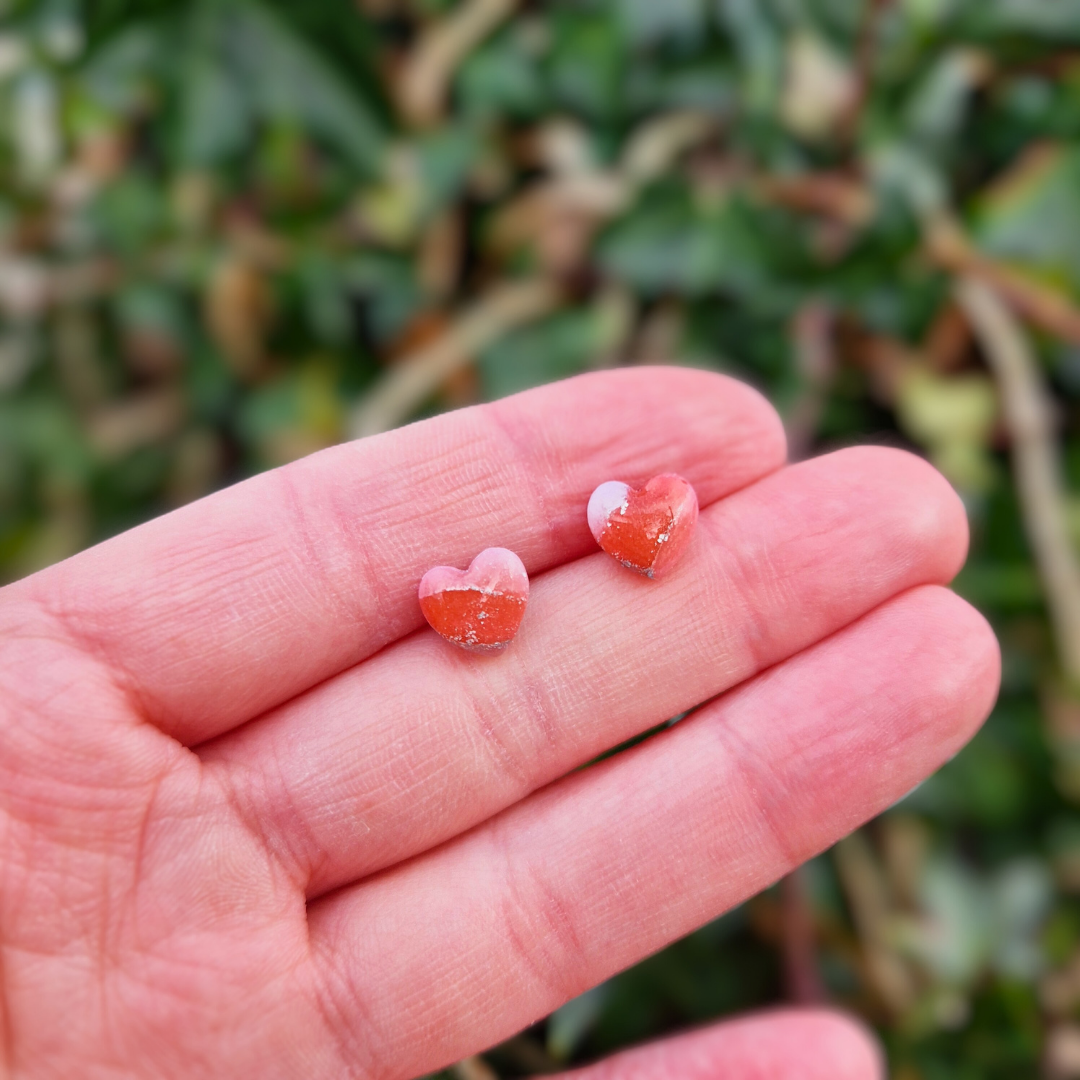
left=974, top=145, right=1080, bottom=290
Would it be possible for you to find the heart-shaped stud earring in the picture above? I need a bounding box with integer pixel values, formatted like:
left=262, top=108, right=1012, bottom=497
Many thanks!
left=588, top=474, right=699, bottom=579
left=419, top=547, right=529, bottom=653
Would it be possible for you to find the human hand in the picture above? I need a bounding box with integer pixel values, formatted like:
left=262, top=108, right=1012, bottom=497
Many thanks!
left=0, top=368, right=998, bottom=1078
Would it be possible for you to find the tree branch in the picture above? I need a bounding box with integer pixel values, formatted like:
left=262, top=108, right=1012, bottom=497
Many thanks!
left=349, top=278, right=562, bottom=438
left=958, top=277, right=1080, bottom=685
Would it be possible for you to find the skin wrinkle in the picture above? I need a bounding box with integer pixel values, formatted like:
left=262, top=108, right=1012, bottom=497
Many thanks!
left=274, top=467, right=365, bottom=633
left=452, top=664, right=536, bottom=795
left=6, top=601, right=155, bottom=741
left=485, top=404, right=565, bottom=554
left=307, top=928, right=388, bottom=1080
left=491, top=820, right=587, bottom=1010
left=206, top=756, right=319, bottom=895
left=696, top=513, right=789, bottom=678
left=515, top=671, right=562, bottom=752
left=122, top=768, right=171, bottom=954
left=714, top=716, right=812, bottom=873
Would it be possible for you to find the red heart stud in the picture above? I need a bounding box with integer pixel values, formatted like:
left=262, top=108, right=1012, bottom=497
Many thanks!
left=588, top=474, right=699, bottom=579
left=419, top=547, right=529, bottom=653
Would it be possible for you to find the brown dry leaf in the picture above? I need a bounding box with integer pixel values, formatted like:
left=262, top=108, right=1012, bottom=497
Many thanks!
left=76, top=127, right=130, bottom=185
left=532, top=117, right=596, bottom=176
left=439, top=362, right=479, bottom=409
left=418, top=208, right=463, bottom=299
left=397, top=0, right=519, bottom=127
left=0, top=255, right=51, bottom=319
left=620, top=111, right=717, bottom=187
left=753, top=172, right=876, bottom=228
left=781, top=32, right=858, bottom=141
left=124, top=328, right=183, bottom=380
left=924, top=302, right=973, bottom=372
left=855, top=333, right=918, bottom=405
left=491, top=110, right=720, bottom=274
left=87, top=386, right=186, bottom=459
left=1042, top=952, right=1080, bottom=1015
left=204, top=256, right=274, bottom=380
left=387, top=310, right=453, bottom=362
left=489, top=176, right=628, bottom=273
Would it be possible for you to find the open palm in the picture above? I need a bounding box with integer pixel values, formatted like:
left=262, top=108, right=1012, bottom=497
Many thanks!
left=0, top=368, right=998, bottom=1078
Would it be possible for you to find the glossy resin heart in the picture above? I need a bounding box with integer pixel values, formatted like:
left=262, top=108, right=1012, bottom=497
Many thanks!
left=418, top=547, right=529, bottom=653
left=588, top=474, right=699, bottom=579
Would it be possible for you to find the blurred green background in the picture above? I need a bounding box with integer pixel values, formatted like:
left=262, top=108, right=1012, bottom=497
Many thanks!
left=5, top=0, right=1080, bottom=1076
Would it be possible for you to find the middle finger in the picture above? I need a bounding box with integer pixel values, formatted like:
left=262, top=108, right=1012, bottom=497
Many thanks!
left=202, top=446, right=967, bottom=896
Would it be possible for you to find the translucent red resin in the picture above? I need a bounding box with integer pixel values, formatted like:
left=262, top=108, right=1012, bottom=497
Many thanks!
left=587, top=474, right=699, bottom=579
left=418, top=547, right=529, bottom=653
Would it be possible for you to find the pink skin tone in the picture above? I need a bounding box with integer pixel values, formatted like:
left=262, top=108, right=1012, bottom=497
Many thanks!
left=562, top=1010, right=882, bottom=1080
left=0, top=367, right=997, bottom=1079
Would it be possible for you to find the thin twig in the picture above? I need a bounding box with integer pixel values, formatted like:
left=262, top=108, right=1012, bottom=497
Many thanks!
left=752, top=176, right=1080, bottom=347
left=929, top=217, right=1080, bottom=345
left=349, top=278, right=562, bottom=438
left=781, top=868, right=826, bottom=1003
left=958, top=278, right=1080, bottom=685
left=834, top=833, right=917, bottom=1017
left=841, top=0, right=892, bottom=142
left=786, top=301, right=837, bottom=461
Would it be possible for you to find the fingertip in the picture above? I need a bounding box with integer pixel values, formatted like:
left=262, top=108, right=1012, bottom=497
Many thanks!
left=780, top=1009, right=886, bottom=1080
left=550, top=365, right=789, bottom=489
left=556, top=1007, right=885, bottom=1080
left=823, top=446, right=970, bottom=584
left=901, top=585, right=1002, bottom=751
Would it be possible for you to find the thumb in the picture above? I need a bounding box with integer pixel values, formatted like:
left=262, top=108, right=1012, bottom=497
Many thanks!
left=554, top=1009, right=883, bottom=1080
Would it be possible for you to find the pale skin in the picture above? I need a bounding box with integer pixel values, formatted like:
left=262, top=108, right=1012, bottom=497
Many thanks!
left=0, top=368, right=1000, bottom=1079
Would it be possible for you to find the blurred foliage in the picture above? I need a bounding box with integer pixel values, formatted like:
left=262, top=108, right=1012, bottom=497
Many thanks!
left=7, top=0, right=1080, bottom=1076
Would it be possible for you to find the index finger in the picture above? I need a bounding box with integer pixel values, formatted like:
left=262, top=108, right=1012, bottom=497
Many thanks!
left=10, top=367, right=785, bottom=744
